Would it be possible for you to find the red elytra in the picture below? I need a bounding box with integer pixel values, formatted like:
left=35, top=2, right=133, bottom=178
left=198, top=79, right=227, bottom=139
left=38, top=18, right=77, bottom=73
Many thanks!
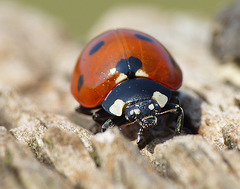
left=71, top=29, right=182, bottom=108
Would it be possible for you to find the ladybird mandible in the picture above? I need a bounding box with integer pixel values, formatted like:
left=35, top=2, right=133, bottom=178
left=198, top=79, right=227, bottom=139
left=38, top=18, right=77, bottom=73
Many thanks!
left=71, top=29, right=184, bottom=145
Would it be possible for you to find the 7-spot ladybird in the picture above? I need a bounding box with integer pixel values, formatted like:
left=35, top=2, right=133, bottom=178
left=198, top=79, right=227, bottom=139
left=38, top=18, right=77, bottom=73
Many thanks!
left=71, top=29, right=184, bottom=145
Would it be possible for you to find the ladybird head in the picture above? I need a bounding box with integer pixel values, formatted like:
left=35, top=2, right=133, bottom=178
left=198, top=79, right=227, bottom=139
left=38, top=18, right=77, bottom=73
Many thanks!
left=125, top=99, right=162, bottom=128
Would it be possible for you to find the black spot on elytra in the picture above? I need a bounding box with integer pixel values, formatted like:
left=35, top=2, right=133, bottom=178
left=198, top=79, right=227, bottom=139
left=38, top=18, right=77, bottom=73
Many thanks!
left=169, top=56, right=178, bottom=68
left=116, top=56, right=142, bottom=78
left=116, top=59, right=128, bottom=74
left=89, top=41, right=104, bottom=55
left=135, top=34, right=153, bottom=42
left=78, top=75, right=84, bottom=91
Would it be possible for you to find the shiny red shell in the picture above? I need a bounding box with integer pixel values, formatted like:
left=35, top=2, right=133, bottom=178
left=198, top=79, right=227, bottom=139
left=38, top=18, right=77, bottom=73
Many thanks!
left=71, top=29, right=182, bottom=108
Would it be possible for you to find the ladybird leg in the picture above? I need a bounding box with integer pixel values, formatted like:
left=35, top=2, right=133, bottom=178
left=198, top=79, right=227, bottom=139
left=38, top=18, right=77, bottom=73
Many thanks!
left=161, top=103, right=184, bottom=135
left=137, top=119, right=158, bottom=144
left=172, top=104, right=184, bottom=135
left=102, top=116, right=128, bottom=132
left=137, top=127, right=145, bottom=144
left=93, top=108, right=114, bottom=125
left=102, top=119, right=116, bottom=131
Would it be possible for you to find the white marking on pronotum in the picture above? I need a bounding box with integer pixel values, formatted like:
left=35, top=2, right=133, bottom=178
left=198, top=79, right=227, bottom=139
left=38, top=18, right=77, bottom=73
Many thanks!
left=135, top=69, right=149, bottom=77
left=152, top=91, right=168, bottom=108
left=148, top=104, right=154, bottom=110
left=115, top=73, right=128, bottom=83
left=109, top=99, right=125, bottom=116
left=134, top=109, right=141, bottom=115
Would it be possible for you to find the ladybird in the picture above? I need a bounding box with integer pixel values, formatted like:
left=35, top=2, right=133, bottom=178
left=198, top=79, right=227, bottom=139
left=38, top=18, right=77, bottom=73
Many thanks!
left=71, top=29, right=183, bottom=145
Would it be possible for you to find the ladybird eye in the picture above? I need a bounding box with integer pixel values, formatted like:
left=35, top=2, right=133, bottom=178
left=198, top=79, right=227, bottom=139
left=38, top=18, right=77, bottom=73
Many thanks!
left=129, top=109, right=134, bottom=116
left=133, top=108, right=141, bottom=115
left=125, top=109, right=136, bottom=120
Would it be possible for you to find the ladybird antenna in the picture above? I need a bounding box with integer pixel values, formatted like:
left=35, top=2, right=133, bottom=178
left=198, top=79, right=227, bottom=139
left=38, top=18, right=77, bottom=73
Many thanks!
left=156, top=109, right=177, bottom=116
left=120, top=120, right=137, bottom=130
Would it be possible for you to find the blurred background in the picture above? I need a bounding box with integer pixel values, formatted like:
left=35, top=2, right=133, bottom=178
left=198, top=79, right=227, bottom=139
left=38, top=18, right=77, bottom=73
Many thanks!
left=15, top=0, right=229, bottom=39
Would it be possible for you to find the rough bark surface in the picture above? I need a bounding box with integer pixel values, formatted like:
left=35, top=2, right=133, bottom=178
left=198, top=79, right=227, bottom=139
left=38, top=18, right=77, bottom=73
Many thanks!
left=0, top=2, right=240, bottom=189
